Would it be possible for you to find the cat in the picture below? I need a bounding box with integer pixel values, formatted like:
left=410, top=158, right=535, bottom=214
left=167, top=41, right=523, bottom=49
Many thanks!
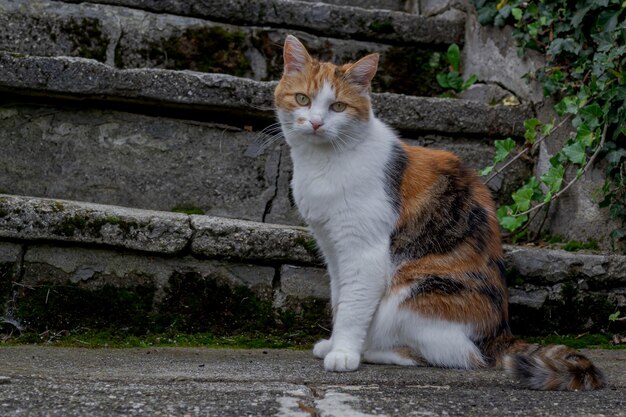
left=274, top=35, right=605, bottom=391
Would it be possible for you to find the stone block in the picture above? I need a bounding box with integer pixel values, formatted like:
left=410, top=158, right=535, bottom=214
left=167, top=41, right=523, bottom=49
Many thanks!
left=462, top=11, right=544, bottom=104
left=280, top=265, right=329, bottom=300
left=508, top=287, right=548, bottom=310
left=0, top=1, right=445, bottom=97
left=0, top=105, right=281, bottom=223
left=15, top=244, right=275, bottom=332
left=298, top=0, right=410, bottom=12
left=191, top=215, right=319, bottom=264
left=0, top=195, right=192, bottom=254
left=0, top=242, right=22, bottom=308
left=0, top=0, right=117, bottom=65
left=60, top=0, right=465, bottom=45
left=504, top=245, right=626, bottom=287
left=0, top=53, right=532, bottom=138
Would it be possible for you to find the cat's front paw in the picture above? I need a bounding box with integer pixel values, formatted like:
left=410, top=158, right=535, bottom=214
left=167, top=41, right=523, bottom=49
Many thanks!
left=313, top=339, right=332, bottom=359
left=324, top=349, right=360, bottom=372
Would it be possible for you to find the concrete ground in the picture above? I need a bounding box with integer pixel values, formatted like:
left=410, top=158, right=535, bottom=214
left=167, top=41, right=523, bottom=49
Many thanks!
left=0, top=347, right=624, bottom=416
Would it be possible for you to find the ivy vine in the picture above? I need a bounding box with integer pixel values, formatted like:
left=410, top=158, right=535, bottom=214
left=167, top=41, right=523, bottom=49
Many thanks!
left=473, top=0, right=626, bottom=252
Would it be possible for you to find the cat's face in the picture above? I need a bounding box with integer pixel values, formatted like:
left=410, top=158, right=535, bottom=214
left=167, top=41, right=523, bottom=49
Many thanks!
left=274, top=35, right=379, bottom=148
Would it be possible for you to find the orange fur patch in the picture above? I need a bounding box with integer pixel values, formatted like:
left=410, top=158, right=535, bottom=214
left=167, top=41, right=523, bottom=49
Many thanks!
left=390, top=143, right=507, bottom=337
left=275, top=60, right=371, bottom=120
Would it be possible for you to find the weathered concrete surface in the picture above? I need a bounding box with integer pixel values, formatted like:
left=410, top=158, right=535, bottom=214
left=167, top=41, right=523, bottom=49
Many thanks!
left=0, top=104, right=526, bottom=220
left=280, top=264, right=330, bottom=299
left=60, top=0, right=465, bottom=45
left=20, top=244, right=275, bottom=302
left=0, top=53, right=532, bottom=137
left=0, top=0, right=445, bottom=95
left=1, top=196, right=625, bottom=333
left=0, top=104, right=281, bottom=222
left=0, top=195, right=192, bottom=254
left=462, top=10, right=544, bottom=104
left=504, top=244, right=626, bottom=287
left=191, top=215, right=318, bottom=264
left=299, top=0, right=414, bottom=12
left=0, top=347, right=624, bottom=416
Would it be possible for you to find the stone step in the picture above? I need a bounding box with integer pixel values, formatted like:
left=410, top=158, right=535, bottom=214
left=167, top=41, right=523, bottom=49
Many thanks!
left=0, top=53, right=531, bottom=137
left=0, top=53, right=531, bottom=222
left=58, top=0, right=465, bottom=44
left=0, top=0, right=463, bottom=96
left=1, top=194, right=624, bottom=336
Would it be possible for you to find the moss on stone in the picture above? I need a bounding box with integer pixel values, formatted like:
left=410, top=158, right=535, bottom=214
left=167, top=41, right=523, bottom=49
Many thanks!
left=52, top=214, right=89, bottom=237
left=60, top=17, right=108, bottom=62
left=524, top=333, right=624, bottom=350
left=50, top=201, right=65, bottom=213
left=139, top=26, right=251, bottom=76
left=295, top=236, right=318, bottom=256
left=368, top=21, right=395, bottom=34
left=509, top=283, right=622, bottom=336
left=156, top=271, right=276, bottom=333
left=14, top=281, right=156, bottom=334
left=171, top=205, right=205, bottom=215
left=52, top=214, right=139, bottom=237
left=562, top=240, right=600, bottom=252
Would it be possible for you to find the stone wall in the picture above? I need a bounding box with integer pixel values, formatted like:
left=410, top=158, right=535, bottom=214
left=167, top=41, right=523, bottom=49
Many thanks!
left=1, top=195, right=625, bottom=336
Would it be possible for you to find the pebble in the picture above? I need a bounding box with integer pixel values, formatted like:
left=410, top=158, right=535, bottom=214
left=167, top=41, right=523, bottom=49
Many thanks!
left=0, top=377, right=11, bottom=384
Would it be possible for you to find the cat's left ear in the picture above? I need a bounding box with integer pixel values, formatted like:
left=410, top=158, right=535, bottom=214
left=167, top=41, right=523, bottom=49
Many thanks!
left=283, top=35, right=312, bottom=75
left=345, top=53, right=379, bottom=93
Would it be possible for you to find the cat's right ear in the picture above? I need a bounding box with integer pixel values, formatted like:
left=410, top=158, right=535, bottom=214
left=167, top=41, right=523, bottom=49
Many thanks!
left=283, top=35, right=311, bottom=75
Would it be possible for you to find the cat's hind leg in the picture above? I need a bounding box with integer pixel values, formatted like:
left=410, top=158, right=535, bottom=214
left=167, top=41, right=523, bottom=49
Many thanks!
left=407, top=317, right=485, bottom=369
left=362, top=293, right=418, bottom=366
left=362, top=349, right=417, bottom=366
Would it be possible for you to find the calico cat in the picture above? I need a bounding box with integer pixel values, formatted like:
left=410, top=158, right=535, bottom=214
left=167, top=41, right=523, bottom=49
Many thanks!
left=274, top=35, right=605, bottom=391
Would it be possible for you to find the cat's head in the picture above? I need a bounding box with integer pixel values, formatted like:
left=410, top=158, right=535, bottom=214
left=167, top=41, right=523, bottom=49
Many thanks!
left=274, top=35, right=379, bottom=148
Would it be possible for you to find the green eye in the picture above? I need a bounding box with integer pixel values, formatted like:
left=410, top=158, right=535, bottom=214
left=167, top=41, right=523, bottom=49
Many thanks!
left=330, top=102, right=347, bottom=112
left=295, top=93, right=310, bottom=106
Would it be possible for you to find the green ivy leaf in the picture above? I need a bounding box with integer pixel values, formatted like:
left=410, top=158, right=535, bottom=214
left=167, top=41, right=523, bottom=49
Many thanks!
left=563, top=141, right=587, bottom=164
left=548, top=38, right=581, bottom=56
left=511, top=7, right=523, bottom=20
left=497, top=205, right=528, bottom=232
left=543, top=191, right=553, bottom=203
left=541, top=164, right=565, bottom=193
left=494, top=138, right=516, bottom=163
left=541, top=123, right=554, bottom=136
left=479, top=165, right=494, bottom=177
left=576, top=123, right=595, bottom=147
left=524, top=118, right=541, bottom=143
left=512, top=187, right=535, bottom=212
left=555, top=96, right=579, bottom=116
left=606, top=149, right=626, bottom=164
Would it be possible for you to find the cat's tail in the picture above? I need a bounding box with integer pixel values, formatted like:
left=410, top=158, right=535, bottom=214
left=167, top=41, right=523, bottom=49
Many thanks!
left=499, top=339, right=606, bottom=391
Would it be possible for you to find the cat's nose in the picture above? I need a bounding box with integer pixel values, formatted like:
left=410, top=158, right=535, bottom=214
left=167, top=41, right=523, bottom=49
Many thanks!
left=310, top=120, right=324, bottom=131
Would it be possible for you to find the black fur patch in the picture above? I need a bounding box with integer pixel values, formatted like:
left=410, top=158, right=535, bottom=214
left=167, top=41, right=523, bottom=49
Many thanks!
left=512, top=354, right=537, bottom=381
left=492, top=258, right=507, bottom=283
left=408, top=275, right=466, bottom=298
left=391, top=161, right=490, bottom=261
left=384, top=141, right=408, bottom=216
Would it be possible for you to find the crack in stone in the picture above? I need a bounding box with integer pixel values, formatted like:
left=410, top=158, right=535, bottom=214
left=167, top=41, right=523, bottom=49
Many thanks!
left=262, top=145, right=282, bottom=223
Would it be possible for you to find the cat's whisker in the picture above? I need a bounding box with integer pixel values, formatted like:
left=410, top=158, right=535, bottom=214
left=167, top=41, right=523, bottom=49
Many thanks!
left=246, top=125, right=296, bottom=157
